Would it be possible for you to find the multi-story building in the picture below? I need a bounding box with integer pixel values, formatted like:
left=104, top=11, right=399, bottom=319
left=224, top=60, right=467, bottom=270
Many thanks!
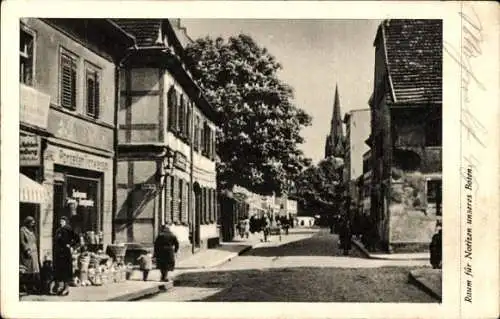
left=342, top=109, right=371, bottom=207
left=19, top=18, right=134, bottom=259
left=368, top=19, right=442, bottom=252
left=113, top=19, right=220, bottom=257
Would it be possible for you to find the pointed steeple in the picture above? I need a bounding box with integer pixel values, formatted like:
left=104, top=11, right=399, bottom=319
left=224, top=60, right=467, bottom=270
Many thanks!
left=325, top=84, right=345, bottom=159
left=330, top=84, right=343, bottom=139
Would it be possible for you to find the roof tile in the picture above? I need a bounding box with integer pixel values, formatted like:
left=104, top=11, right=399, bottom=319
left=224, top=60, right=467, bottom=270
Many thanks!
left=383, top=19, right=442, bottom=103
left=113, top=19, right=163, bottom=47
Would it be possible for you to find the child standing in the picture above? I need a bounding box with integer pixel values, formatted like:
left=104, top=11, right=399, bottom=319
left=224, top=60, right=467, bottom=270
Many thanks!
left=137, top=250, right=153, bottom=281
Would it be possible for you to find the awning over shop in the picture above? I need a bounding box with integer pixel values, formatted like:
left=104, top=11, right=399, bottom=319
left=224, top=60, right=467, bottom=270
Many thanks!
left=20, top=174, right=47, bottom=204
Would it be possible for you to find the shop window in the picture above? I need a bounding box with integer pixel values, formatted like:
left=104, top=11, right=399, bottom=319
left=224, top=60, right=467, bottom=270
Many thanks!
left=20, top=28, right=34, bottom=86
left=60, top=50, right=78, bottom=110
left=65, top=175, right=100, bottom=235
left=85, top=64, right=101, bottom=119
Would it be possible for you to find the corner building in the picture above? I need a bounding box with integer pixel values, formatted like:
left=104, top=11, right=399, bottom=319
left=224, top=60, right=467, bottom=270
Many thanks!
left=19, top=18, right=134, bottom=259
left=113, top=20, right=219, bottom=257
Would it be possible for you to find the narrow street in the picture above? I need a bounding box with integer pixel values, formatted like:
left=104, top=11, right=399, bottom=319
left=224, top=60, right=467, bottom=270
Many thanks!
left=139, top=229, right=437, bottom=302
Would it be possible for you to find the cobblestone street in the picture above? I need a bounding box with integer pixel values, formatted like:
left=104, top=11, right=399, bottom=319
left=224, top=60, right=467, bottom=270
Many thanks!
left=140, top=229, right=436, bottom=302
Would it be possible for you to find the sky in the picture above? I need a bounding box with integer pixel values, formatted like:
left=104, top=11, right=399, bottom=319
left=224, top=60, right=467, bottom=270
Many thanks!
left=182, top=19, right=382, bottom=164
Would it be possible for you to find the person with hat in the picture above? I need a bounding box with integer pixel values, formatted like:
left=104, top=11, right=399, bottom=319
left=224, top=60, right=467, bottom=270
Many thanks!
left=154, top=224, right=179, bottom=282
left=20, top=216, right=41, bottom=294
left=53, top=216, right=79, bottom=295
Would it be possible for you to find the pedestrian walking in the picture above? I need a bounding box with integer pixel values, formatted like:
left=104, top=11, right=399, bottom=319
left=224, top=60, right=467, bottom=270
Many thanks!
left=339, top=218, right=352, bottom=256
left=137, top=250, right=153, bottom=281
left=429, top=224, right=442, bottom=269
left=53, top=216, right=79, bottom=296
left=20, top=216, right=41, bottom=294
left=154, top=224, right=179, bottom=282
left=262, top=215, right=271, bottom=242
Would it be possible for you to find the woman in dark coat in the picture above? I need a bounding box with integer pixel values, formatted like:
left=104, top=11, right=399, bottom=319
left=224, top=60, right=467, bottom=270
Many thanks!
left=154, top=225, right=179, bottom=282
left=339, top=218, right=352, bottom=256
left=53, top=216, right=78, bottom=295
left=20, top=216, right=41, bottom=294
left=430, top=226, right=442, bottom=269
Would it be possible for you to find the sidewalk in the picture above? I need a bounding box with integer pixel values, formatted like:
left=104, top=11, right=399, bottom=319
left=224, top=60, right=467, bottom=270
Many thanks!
left=351, top=238, right=429, bottom=261
left=20, top=228, right=319, bottom=302
left=408, top=268, right=442, bottom=301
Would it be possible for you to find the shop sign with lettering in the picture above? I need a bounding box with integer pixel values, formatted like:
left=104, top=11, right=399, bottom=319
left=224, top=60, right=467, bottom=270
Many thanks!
left=47, top=109, right=113, bottom=151
left=20, top=84, right=50, bottom=129
left=174, top=151, right=188, bottom=171
left=46, top=147, right=110, bottom=172
left=20, top=133, right=42, bottom=166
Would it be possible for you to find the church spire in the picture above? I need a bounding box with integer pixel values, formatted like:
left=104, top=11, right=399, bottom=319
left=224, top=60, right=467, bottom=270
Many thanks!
left=325, top=84, right=345, bottom=158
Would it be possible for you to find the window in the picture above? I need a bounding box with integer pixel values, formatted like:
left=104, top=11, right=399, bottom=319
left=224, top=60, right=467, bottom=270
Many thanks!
left=20, top=28, right=34, bottom=86
left=167, top=86, right=178, bottom=132
left=170, top=175, right=175, bottom=220
left=60, top=51, right=78, bottom=110
left=85, top=66, right=100, bottom=118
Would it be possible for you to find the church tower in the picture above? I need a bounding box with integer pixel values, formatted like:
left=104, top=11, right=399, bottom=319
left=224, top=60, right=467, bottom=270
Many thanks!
left=324, top=84, right=345, bottom=159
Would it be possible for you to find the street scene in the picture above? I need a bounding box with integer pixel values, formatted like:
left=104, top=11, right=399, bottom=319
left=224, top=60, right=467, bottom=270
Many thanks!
left=18, top=18, right=442, bottom=303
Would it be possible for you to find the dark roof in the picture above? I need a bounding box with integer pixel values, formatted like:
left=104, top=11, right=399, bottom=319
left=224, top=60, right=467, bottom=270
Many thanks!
left=381, top=19, right=442, bottom=104
left=113, top=19, right=163, bottom=47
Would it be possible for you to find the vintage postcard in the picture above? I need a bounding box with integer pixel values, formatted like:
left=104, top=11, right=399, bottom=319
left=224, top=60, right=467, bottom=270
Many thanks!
left=1, top=1, right=498, bottom=319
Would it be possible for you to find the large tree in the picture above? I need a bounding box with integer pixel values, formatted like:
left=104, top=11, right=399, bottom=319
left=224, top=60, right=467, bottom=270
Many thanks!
left=293, top=157, right=344, bottom=214
left=185, top=34, right=312, bottom=195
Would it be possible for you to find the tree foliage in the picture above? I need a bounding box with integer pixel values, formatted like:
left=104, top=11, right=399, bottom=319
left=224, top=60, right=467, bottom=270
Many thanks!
left=185, top=34, right=312, bottom=195
left=293, top=156, right=344, bottom=211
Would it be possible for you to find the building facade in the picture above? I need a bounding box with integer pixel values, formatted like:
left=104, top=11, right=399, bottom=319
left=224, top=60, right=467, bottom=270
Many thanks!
left=19, top=18, right=134, bottom=259
left=113, top=19, right=220, bottom=256
left=342, top=109, right=371, bottom=206
left=369, top=19, right=442, bottom=252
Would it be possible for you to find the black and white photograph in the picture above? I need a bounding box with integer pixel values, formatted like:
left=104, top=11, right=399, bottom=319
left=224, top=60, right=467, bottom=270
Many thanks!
left=2, top=1, right=499, bottom=319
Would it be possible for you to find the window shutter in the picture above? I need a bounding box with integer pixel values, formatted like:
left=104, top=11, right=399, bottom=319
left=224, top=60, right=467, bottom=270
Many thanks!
left=165, top=176, right=172, bottom=224
left=170, top=176, right=179, bottom=222
left=181, top=180, right=188, bottom=223
left=168, top=86, right=177, bottom=132
left=201, top=188, right=207, bottom=224
left=178, top=179, right=184, bottom=223
left=187, top=182, right=192, bottom=226
left=86, top=76, right=95, bottom=116
left=61, top=54, right=76, bottom=109
left=94, top=75, right=100, bottom=118
left=186, top=103, right=192, bottom=142
left=179, top=95, right=185, bottom=136
left=194, top=116, right=199, bottom=151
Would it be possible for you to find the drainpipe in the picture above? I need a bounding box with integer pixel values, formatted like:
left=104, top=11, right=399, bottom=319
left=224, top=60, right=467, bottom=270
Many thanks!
left=111, top=63, right=120, bottom=244
left=189, top=97, right=196, bottom=254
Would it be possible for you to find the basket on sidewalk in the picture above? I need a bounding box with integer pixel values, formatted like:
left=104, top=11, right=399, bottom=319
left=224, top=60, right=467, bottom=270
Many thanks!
left=106, top=244, right=127, bottom=262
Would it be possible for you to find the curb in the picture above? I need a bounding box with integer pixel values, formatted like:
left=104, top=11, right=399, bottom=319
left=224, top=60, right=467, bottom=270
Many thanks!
left=351, top=238, right=429, bottom=261
left=175, top=244, right=254, bottom=270
left=109, top=281, right=173, bottom=301
left=408, top=271, right=442, bottom=301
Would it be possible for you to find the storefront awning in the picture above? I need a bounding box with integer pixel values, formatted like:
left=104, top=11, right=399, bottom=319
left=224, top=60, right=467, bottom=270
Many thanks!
left=20, top=174, right=46, bottom=204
